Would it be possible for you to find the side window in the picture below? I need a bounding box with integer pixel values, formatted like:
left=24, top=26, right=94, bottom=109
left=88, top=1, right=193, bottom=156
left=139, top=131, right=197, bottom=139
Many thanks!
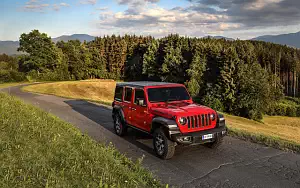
left=114, top=86, right=123, bottom=101
left=134, top=89, right=146, bottom=106
left=124, top=88, right=132, bottom=102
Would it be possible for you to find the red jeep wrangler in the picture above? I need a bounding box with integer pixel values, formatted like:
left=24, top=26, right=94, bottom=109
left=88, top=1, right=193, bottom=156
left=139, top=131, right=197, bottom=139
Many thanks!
left=112, top=82, right=226, bottom=159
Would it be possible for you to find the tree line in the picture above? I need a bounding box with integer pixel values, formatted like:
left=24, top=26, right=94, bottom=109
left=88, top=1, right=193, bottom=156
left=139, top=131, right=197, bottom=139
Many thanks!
left=1, top=30, right=300, bottom=120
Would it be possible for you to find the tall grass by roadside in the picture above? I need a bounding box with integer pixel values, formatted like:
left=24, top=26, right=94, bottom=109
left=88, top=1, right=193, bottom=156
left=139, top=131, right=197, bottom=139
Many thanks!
left=0, top=82, right=28, bottom=89
left=23, top=80, right=115, bottom=105
left=0, top=92, right=161, bottom=188
left=225, top=114, right=300, bottom=153
left=23, top=80, right=300, bottom=153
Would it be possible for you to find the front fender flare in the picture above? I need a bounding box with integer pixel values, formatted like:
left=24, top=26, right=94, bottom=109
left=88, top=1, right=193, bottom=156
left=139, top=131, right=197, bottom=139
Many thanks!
left=151, top=117, right=181, bottom=137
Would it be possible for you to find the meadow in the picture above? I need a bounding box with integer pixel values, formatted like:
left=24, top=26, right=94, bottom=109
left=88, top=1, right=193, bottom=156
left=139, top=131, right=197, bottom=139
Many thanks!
left=23, top=80, right=300, bottom=153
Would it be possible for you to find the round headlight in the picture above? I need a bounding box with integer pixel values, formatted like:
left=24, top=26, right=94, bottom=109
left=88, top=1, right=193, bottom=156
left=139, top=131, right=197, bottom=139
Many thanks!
left=210, top=114, right=216, bottom=121
left=179, top=117, right=187, bottom=125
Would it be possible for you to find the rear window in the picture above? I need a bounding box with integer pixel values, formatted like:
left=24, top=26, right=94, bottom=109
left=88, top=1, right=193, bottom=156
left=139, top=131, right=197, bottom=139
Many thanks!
left=114, top=86, right=123, bottom=101
left=124, top=87, right=132, bottom=102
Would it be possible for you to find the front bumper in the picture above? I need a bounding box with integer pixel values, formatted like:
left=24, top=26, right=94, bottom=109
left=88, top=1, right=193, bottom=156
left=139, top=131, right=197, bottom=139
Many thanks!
left=170, top=126, right=227, bottom=145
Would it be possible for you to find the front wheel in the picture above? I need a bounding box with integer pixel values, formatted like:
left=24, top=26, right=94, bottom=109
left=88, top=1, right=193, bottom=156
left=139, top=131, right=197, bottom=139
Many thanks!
left=113, top=114, right=127, bottom=136
left=153, top=128, right=176, bottom=160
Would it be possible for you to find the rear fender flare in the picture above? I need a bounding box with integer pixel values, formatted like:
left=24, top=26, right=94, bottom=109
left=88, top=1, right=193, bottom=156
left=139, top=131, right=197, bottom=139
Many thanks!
left=113, top=105, right=125, bottom=122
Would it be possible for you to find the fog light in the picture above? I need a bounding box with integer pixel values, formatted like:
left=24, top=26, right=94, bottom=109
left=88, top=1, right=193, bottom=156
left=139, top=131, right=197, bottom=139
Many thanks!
left=183, top=136, right=191, bottom=141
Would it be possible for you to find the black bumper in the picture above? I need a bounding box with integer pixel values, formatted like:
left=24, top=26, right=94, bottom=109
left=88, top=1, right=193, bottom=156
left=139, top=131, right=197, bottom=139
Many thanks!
left=170, top=126, right=227, bottom=145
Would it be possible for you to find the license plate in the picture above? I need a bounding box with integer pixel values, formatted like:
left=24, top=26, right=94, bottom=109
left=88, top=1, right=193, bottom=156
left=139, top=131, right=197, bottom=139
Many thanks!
left=202, top=134, right=213, bottom=140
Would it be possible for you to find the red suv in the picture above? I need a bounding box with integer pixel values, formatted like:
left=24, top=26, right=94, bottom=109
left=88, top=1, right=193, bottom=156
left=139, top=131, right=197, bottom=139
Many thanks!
left=112, top=82, right=226, bottom=159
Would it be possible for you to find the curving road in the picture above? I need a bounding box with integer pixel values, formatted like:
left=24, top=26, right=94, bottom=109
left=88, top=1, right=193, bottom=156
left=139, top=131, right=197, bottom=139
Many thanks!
left=1, top=85, right=300, bottom=188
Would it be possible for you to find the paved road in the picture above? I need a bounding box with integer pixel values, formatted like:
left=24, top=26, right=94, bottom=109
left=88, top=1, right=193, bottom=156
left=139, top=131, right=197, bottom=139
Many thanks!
left=1, top=85, right=300, bottom=188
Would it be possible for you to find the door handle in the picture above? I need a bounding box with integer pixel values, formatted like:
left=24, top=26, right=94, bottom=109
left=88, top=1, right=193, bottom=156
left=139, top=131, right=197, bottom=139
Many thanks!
left=131, top=108, right=136, bottom=111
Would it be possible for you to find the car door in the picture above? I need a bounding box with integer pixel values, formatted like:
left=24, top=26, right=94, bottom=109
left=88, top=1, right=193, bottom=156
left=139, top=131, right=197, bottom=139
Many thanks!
left=131, top=88, right=148, bottom=131
left=123, top=87, right=133, bottom=125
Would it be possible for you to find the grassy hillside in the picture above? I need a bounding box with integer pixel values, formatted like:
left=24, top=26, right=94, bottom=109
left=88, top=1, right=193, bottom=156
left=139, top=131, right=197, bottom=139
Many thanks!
left=0, top=92, right=160, bottom=188
left=23, top=80, right=300, bottom=152
left=23, top=80, right=115, bottom=105
left=0, top=82, right=28, bottom=89
left=225, top=114, right=300, bottom=152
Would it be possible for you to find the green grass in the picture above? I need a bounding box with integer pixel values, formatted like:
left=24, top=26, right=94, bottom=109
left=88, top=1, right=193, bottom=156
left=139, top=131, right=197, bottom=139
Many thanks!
left=225, top=114, right=300, bottom=153
left=228, top=127, right=300, bottom=153
left=0, top=92, right=161, bottom=188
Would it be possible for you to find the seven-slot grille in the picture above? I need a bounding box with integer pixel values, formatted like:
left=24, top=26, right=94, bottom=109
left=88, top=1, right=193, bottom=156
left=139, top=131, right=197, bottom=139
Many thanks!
left=187, top=114, right=212, bottom=129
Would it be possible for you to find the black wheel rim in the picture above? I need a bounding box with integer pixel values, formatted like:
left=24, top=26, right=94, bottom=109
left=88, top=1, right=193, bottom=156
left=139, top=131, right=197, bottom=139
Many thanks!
left=155, top=133, right=165, bottom=155
left=115, top=117, right=122, bottom=134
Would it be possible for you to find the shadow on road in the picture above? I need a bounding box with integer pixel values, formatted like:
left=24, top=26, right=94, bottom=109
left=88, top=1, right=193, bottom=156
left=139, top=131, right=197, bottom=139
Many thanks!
left=64, top=99, right=158, bottom=156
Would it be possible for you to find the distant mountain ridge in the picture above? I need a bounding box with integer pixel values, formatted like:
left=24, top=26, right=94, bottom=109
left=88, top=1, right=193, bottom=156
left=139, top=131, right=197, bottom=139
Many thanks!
left=0, top=34, right=96, bottom=55
left=203, top=35, right=235, bottom=41
left=251, top=31, right=300, bottom=48
left=52, top=34, right=95, bottom=43
left=0, top=41, right=23, bottom=55
left=1, top=32, right=300, bottom=55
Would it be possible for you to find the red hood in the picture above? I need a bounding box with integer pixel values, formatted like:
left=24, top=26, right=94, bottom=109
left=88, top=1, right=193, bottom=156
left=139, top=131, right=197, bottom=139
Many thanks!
left=149, top=102, right=217, bottom=133
left=149, top=102, right=215, bottom=118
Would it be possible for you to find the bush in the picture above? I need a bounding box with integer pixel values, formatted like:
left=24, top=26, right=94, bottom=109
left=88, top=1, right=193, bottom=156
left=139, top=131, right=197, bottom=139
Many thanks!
left=25, top=69, right=70, bottom=81
left=286, top=105, right=297, bottom=117
left=266, top=103, right=300, bottom=117
left=201, top=94, right=225, bottom=112
left=0, top=70, right=26, bottom=82
left=285, top=96, right=300, bottom=105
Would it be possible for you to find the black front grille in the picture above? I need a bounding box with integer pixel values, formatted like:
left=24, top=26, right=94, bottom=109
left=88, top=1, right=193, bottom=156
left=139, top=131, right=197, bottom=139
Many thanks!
left=187, top=114, right=212, bottom=129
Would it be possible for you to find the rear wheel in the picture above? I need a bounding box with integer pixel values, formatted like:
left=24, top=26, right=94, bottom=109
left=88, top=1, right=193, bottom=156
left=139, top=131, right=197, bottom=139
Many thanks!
left=153, top=128, right=176, bottom=160
left=205, top=136, right=223, bottom=149
left=113, top=114, right=127, bottom=136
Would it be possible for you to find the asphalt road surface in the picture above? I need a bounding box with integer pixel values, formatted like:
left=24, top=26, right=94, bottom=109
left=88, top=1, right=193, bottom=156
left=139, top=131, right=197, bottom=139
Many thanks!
left=1, top=85, right=300, bottom=188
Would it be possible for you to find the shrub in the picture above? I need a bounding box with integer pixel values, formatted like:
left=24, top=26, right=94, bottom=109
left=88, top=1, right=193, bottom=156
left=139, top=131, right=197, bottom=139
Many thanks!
left=0, top=70, right=26, bottom=82
left=286, top=105, right=297, bottom=117
left=285, top=96, right=300, bottom=105
left=266, top=102, right=300, bottom=117
left=25, top=69, right=70, bottom=81
left=202, top=94, right=225, bottom=112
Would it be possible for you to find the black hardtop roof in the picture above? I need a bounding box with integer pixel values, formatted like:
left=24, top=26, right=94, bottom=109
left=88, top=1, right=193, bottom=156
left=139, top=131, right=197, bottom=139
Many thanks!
left=116, top=81, right=182, bottom=88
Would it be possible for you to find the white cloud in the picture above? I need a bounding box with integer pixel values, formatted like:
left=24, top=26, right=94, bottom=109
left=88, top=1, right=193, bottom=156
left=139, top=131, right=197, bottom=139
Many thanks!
left=53, top=3, right=70, bottom=11
left=23, top=0, right=50, bottom=12
left=96, top=7, right=109, bottom=11
left=116, top=0, right=159, bottom=5
left=23, top=0, right=70, bottom=12
left=80, top=0, right=97, bottom=5
left=95, top=4, right=235, bottom=37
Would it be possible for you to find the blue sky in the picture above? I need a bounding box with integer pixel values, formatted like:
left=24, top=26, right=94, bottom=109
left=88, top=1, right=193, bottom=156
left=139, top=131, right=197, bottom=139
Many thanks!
left=1, top=0, right=300, bottom=40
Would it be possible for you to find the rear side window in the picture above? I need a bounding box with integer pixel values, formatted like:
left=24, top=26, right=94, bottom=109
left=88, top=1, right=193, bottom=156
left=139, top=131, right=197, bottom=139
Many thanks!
left=114, top=86, right=123, bottom=101
left=124, top=88, right=132, bottom=102
left=134, top=89, right=146, bottom=105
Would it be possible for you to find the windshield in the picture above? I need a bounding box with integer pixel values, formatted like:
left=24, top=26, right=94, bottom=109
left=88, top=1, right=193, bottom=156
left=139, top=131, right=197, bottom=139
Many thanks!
left=147, top=87, right=190, bottom=103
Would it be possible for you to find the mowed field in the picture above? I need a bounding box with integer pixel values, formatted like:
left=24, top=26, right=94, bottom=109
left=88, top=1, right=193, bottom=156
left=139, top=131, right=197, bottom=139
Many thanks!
left=23, top=80, right=300, bottom=152
left=0, top=82, right=28, bottom=89
left=23, top=80, right=116, bottom=105
left=0, top=91, right=160, bottom=187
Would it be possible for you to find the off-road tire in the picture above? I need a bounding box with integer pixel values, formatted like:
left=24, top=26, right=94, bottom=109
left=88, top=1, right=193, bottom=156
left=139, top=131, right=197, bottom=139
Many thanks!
left=113, top=113, right=127, bottom=136
left=205, top=136, right=223, bottom=149
left=153, top=128, right=176, bottom=160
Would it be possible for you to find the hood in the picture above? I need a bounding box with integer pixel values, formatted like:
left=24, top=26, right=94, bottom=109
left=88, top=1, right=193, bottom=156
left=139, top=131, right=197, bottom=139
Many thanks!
left=150, top=102, right=215, bottom=118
